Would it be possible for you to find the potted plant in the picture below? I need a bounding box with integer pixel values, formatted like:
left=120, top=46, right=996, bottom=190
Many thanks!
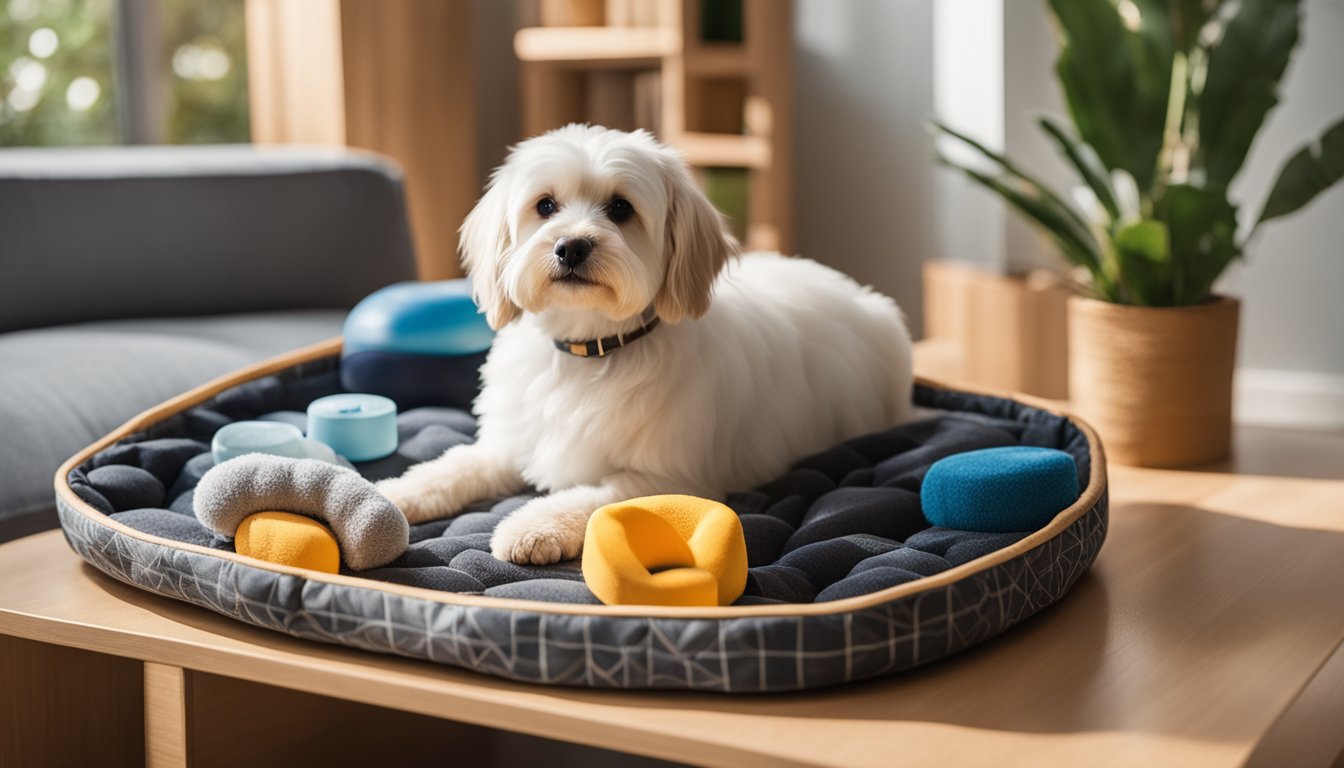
left=931, top=0, right=1343, bottom=467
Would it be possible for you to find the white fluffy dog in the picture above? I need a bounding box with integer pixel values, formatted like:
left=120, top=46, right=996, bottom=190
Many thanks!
left=377, top=125, right=913, bottom=565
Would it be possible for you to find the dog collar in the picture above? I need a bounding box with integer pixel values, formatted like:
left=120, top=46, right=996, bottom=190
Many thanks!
left=554, top=307, right=660, bottom=358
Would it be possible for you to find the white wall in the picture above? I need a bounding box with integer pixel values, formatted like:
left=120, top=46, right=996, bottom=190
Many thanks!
left=1000, top=1, right=1073, bottom=274
left=930, top=0, right=1008, bottom=276
left=1222, top=0, right=1344, bottom=371
left=926, top=0, right=1079, bottom=278
left=793, top=0, right=936, bottom=337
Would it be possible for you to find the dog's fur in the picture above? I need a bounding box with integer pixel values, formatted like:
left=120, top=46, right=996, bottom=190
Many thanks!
left=376, top=125, right=913, bottom=565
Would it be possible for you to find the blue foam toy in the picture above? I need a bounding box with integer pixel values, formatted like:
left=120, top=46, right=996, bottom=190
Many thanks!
left=342, top=279, right=494, bottom=357
left=920, top=446, right=1079, bottom=533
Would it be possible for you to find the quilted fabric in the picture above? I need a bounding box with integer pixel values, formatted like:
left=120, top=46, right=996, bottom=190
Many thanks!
left=68, top=361, right=1089, bottom=606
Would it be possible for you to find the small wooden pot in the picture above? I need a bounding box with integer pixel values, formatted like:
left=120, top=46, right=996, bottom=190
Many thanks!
left=1067, top=295, right=1240, bottom=467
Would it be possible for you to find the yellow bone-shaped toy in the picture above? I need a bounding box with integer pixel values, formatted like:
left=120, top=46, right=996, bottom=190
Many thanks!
left=582, top=495, right=748, bottom=607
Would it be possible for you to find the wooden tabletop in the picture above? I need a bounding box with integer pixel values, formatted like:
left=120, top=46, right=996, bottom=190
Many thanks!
left=4, top=423, right=1344, bottom=768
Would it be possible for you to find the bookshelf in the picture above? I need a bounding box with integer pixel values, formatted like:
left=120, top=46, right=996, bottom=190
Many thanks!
left=515, top=0, right=793, bottom=253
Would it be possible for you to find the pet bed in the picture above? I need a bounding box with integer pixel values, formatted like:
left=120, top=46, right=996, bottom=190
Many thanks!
left=56, top=339, right=1107, bottom=692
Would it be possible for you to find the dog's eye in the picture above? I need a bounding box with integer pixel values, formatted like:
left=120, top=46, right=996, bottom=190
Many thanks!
left=607, top=197, right=634, bottom=223
left=537, top=197, right=557, bottom=218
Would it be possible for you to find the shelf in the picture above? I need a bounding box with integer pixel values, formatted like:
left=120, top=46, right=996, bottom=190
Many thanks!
left=514, top=26, right=678, bottom=69
left=674, top=132, right=771, bottom=169
left=684, top=44, right=749, bottom=77
left=516, top=0, right=791, bottom=252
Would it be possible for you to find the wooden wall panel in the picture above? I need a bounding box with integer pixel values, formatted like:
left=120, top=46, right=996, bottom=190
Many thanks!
left=339, top=0, right=477, bottom=280
left=245, top=0, right=346, bottom=145
left=521, top=65, right=588, bottom=137
left=922, top=260, right=1071, bottom=399
left=245, top=0, right=477, bottom=279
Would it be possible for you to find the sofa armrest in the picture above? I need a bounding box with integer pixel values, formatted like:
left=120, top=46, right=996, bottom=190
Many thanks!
left=0, top=145, right=418, bottom=333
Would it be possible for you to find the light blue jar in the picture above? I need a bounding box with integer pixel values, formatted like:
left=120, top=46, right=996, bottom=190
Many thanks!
left=211, top=421, right=341, bottom=465
left=307, top=393, right=399, bottom=462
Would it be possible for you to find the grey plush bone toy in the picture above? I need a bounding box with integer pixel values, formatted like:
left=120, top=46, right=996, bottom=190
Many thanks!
left=194, top=454, right=408, bottom=571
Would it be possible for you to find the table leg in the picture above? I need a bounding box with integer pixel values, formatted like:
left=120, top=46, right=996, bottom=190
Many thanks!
left=144, top=662, right=193, bottom=767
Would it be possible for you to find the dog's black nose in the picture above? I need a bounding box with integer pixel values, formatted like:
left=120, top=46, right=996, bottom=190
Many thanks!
left=554, top=237, right=593, bottom=269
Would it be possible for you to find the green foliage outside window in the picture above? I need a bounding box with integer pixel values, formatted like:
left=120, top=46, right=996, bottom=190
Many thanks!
left=0, top=0, right=248, bottom=147
left=0, top=0, right=119, bottom=146
left=161, top=0, right=248, bottom=144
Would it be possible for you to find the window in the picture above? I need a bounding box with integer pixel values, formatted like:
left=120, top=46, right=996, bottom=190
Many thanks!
left=0, top=0, right=249, bottom=147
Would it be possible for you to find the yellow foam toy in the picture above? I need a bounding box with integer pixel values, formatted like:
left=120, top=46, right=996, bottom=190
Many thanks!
left=582, top=495, right=748, bottom=607
left=235, top=511, right=341, bottom=574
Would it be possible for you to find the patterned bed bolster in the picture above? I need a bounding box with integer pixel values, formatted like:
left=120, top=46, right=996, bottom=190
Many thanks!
left=58, top=486, right=1106, bottom=692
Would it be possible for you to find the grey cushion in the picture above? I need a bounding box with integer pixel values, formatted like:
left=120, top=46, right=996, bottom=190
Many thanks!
left=0, top=310, right=345, bottom=541
left=0, top=145, right=416, bottom=333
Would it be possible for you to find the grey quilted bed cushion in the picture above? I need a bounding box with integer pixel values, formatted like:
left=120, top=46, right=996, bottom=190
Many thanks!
left=68, top=361, right=1091, bottom=605
left=0, top=311, right=345, bottom=541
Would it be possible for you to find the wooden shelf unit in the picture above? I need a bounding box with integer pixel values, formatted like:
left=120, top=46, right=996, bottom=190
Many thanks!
left=514, top=26, right=677, bottom=67
left=516, top=0, right=793, bottom=253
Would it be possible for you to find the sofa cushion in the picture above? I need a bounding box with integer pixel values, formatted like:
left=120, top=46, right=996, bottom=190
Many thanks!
left=0, top=310, right=345, bottom=541
left=0, top=146, right=415, bottom=333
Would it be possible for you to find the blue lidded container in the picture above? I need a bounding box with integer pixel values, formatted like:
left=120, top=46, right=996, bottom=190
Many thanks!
left=307, top=394, right=399, bottom=462
left=340, top=279, right=494, bottom=410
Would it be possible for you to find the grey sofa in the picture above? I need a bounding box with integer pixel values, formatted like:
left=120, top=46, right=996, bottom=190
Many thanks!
left=0, top=145, right=418, bottom=541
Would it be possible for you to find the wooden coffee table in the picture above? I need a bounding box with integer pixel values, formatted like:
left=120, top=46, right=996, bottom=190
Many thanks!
left=4, top=422, right=1344, bottom=766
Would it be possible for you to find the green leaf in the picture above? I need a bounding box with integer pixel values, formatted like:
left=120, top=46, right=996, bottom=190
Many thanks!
left=1153, top=183, right=1241, bottom=305
left=1116, top=219, right=1171, bottom=262
left=1111, top=219, right=1173, bottom=305
left=1174, top=0, right=1220, bottom=52
left=1038, top=116, right=1121, bottom=222
left=1047, top=0, right=1172, bottom=190
left=930, top=117, right=1120, bottom=296
left=1256, top=117, right=1344, bottom=225
left=1198, top=0, right=1301, bottom=187
left=1112, top=247, right=1171, bottom=305
left=934, top=155, right=1104, bottom=280
left=1134, top=0, right=1223, bottom=53
left=929, top=119, right=1097, bottom=238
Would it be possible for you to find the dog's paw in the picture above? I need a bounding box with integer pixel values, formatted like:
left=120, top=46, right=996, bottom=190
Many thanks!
left=490, top=506, right=586, bottom=565
left=375, top=476, right=463, bottom=524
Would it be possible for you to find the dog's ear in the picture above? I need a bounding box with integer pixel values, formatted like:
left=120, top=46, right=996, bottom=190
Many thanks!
left=656, top=159, right=739, bottom=324
left=459, top=172, right=521, bottom=330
